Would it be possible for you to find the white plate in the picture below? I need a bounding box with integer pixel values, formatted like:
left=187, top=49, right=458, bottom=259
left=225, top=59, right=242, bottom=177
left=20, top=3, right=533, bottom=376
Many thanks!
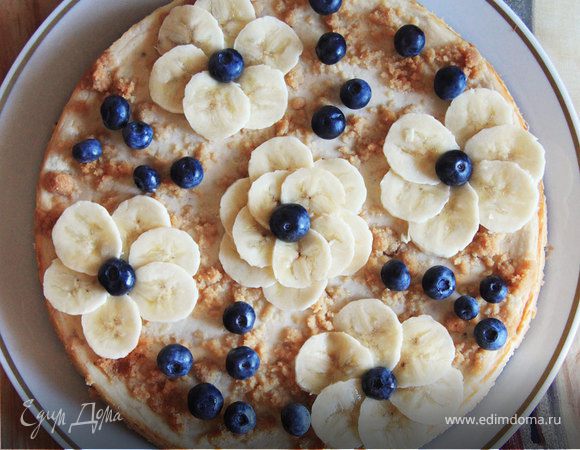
left=0, top=0, right=578, bottom=448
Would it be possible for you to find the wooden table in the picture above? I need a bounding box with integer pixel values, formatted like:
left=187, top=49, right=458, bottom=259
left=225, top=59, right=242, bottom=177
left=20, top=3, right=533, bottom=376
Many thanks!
left=0, top=1, right=578, bottom=448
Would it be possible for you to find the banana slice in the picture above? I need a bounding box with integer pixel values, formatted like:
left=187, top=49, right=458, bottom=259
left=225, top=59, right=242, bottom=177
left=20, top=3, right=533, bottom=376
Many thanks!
left=247, top=170, right=289, bottom=228
left=384, top=113, right=459, bottom=185
left=314, top=159, right=367, bottom=214
left=465, top=124, right=545, bottom=182
left=219, top=234, right=275, bottom=288
left=280, top=167, right=346, bottom=217
left=272, top=230, right=331, bottom=288
left=391, top=366, right=464, bottom=425
left=262, top=280, right=327, bottom=311
left=130, top=262, right=198, bottom=323
left=195, top=0, right=256, bottom=45
left=234, top=16, right=303, bottom=74
left=445, top=88, right=516, bottom=146
left=409, top=183, right=479, bottom=258
left=183, top=71, right=251, bottom=141
left=157, top=5, right=224, bottom=55
left=295, top=332, right=373, bottom=394
left=52, top=201, right=122, bottom=276
left=239, top=65, right=288, bottom=130
left=470, top=160, right=539, bottom=233
left=128, top=227, right=200, bottom=275
left=380, top=169, right=450, bottom=223
left=112, top=196, right=171, bottom=256
left=43, top=259, right=108, bottom=315
left=81, top=295, right=142, bottom=359
left=220, top=178, right=251, bottom=236
left=311, top=379, right=364, bottom=449
left=248, top=136, right=313, bottom=181
left=149, top=44, right=208, bottom=114
left=232, top=206, right=275, bottom=268
left=394, top=315, right=455, bottom=388
left=339, top=211, right=373, bottom=276
left=311, top=215, right=355, bottom=278
left=334, top=299, right=403, bottom=369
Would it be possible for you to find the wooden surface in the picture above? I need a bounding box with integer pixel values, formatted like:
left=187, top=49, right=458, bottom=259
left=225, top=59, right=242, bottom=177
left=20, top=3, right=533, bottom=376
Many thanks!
left=0, top=0, right=578, bottom=449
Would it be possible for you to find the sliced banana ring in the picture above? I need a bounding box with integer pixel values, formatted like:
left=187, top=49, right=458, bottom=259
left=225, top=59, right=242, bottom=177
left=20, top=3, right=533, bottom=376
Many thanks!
left=335, top=299, right=403, bottom=369
left=234, top=16, right=303, bottom=74
left=470, top=160, right=539, bottom=233
left=383, top=113, right=459, bottom=185
left=43, top=259, right=108, bottom=315
left=272, top=230, right=331, bottom=288
left=295, top=331, right=374, bottom=394
left=314, top=158, right=367, bottom=214
left=52, top=201, right=122, bottom=276
left=195, top=0, right=256, bottom=46
left=81, top=295, right=142, bottom=360
left=312, top=214, right=355, bottom=278
left=262, top=280, right=327, bottom=311
left=232, top=206, right=275, bottom=268
left=219, top=234, right=275, bottom=289
left=409, top=183, right=479, bottom=258
left=220, top=178, right=251, bottom=236
left=394, top=315, right=456, bottom=388
left=247, top=170, right=289, bottom=228
left=339, top=211, right=373, bottom=276
left=248, top=136, right=313, bottom=181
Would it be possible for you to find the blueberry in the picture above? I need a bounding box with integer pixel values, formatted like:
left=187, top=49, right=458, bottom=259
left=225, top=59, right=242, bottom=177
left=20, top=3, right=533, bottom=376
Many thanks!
left=72, top=138, right=102, bottom=163
left=226, top=346, right=260, bottom=380
left=454, top=295, right=479, bottom=321
left=122, top=121, right=154, bottom=149
left=281, top=403, right=311, bottom=437
left=187, top=383, right=224, bottom=420
left=311, top=105, right=346, bottom=139
left=156, top=344, right=193, bottom=378
left=100, top=95, right=130, bottom=130
left=316, top=32, right=347, bottom=65
left=223, top=301, right=256, bottom=335
left=361, top=367, right=397, bottom=400
left=133, top=165, right=161, bottom=193
left=380, top=259, right=411, bottom=291
left=309, top=0, right=342, bottom=15
left=422, top=265, right=456, bottom=300
left=435, top=150, right=473, bottom=186
left=474, top=318, right=507, bottom=350
left=97, top=258, right=136, bottom=296
left=170, top=157, right=204, bottom=189
left=224, top=401, right=256, bottom=434
left=208, top=49, right=244, bottom=83
left=269, top=204, right=310, bottom=242
left=434, top=65, right=467, bottom=100
left=480, top=275, right=508, bottom=303
left=340, top=78, right=372, bottom=110
left=394, top=24, right=426, bottom=57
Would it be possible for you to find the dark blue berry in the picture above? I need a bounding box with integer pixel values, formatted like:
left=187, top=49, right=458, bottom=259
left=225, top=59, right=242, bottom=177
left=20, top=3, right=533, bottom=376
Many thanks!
left=269, top=204, right=310, bottom=243
left=309, top=0, right=342, bottom=15
left=97, top=258, right=136, bottom=296
left=133, top=165, right=161, bottom=193
left=156, top=344, right=193, bottom=378
left=224, top=401, right=256, bottom=434
left=100, top=95, right=130, bottom=130
left=435, top=150, right=473, bottom=186
left=474, top=318, right=507, bottom=350
left=72, top=138, right=102, bottom=163
left=226, top=346, right=260, bottom=380
left=422, top=265, right=456, bottom=300
left=311, top=105, right=346, bottom=139
left=223, top=302, right=256, bottom=335
left=394, top=24, right=426, bottom=57
left=188, top=383, right=224, bottom=420
left=170, top=157, right=204, bottom=189
left=381, top=259, right=411, bottom=291
left=281, top=403, right=311, bottom=437
left=454, top=295, right=479, bottom=321
left=316, top=32, right=347, bottom=65
left=208, top=49, right=244, bottom=83
left=340, top=78, right=372, bottom=110
left=361, top=367, right=397, bottom=400
left=434, top=65, right=467, bottom=100
left=122, top=121, right=154, bottom=149
left=480, top=275, right=508, bottom=303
